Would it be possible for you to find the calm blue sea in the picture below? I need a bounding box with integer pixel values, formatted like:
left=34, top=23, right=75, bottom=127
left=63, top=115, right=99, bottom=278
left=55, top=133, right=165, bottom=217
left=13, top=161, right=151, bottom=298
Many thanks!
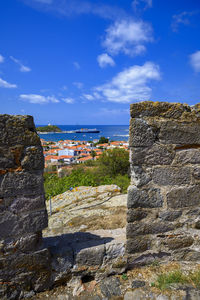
left=37, top=125, right=129, bottom=142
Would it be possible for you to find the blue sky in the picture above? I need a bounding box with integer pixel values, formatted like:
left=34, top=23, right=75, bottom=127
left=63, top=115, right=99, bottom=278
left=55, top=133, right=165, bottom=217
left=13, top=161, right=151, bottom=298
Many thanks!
left=0, top=0, right=200, bottom=125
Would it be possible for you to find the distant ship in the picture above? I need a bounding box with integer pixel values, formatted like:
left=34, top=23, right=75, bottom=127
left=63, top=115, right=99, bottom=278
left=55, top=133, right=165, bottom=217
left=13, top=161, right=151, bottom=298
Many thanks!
left=75, top=128, right=100, bottom=133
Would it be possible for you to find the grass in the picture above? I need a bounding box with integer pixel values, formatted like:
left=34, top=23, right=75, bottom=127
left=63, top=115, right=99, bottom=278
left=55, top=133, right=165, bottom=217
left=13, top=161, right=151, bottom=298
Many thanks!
left=152, top=269, right=200, bottom=290
left=67, top=207, right=127, bottom=230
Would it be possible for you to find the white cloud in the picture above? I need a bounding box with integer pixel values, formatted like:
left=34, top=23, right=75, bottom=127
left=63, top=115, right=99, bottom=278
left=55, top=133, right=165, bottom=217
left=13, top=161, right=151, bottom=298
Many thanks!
left=132, top=0, right=152, bottom=11
left=20, top=65, right=31, bottom=72
left=83, top=94, right=95, bottom=101
left=93, top=92, right=101, bottom=99
left=73, top=61, right=80, bottom=70
left=94, top=62, right=161, bottom=103
left=0, top=77, right=17, bottom=88
left=171, top=11, right=198, bottom=32
left=10, top=56, right=31, bottom=72
left=25, top=0, right=126, bottom=21
left=103, top=19, right=153, bottom=56
left=62, top=97, right=74, bottom=104
left=20, top=94, right=59, bottom=104
left=73, top=82, right=83, bottom=89
left=190, top=51, right=200, bottom=72
left=0, top=54, right=4, bottom=63
left=97, top=53, right=115, bottom=68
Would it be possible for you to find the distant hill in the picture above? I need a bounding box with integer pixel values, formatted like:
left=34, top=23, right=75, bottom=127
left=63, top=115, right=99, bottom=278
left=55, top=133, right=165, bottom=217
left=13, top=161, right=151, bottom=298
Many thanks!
left=36, top=125, right=62, bottom=132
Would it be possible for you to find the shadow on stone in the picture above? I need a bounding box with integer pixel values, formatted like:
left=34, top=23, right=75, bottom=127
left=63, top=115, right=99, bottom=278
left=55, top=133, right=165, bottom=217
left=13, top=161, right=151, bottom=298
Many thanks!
left=43, top=231, right=114, bottom=253
left=42, top=232, right=114, bottom=285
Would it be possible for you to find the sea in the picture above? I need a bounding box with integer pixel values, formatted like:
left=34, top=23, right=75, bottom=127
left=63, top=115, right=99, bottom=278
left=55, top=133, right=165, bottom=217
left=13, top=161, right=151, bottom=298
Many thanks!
left=37, top=125, right=129, bottom=142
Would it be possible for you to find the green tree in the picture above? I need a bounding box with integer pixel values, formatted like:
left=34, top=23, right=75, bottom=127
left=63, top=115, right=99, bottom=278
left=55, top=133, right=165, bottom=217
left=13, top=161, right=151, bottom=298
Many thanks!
left=98, top=136, right=109, bottom=144
left=36, top=125, right=61, bottom=132
left=91, top=150, right=97, bottom=159
left=97, top=148, right=129, bottom=177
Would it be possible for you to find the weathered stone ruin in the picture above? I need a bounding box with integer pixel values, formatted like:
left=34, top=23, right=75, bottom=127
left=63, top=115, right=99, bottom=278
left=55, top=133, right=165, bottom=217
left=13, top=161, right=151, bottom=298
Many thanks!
left=0, top=114, right=126, bottom=299
left=127, top=101, right=200, bottom=265
left=2, top=101, right=200, bottom=298
left=0, top=115, right=50, bottom=299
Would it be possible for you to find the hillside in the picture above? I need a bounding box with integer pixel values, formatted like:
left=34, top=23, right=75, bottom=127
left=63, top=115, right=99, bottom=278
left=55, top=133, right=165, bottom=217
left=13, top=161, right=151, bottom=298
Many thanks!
left=36, top=125, right=62, bottom=132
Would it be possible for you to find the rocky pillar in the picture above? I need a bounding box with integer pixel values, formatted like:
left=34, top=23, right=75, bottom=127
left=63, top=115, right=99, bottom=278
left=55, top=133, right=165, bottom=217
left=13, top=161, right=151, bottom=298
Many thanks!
left=0, top=115, right=51, bottom=299
left=127, top=102, right=200, bottom=264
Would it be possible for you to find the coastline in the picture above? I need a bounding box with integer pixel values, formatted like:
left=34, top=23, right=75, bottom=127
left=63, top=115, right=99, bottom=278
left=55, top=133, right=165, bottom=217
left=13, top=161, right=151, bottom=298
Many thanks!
left=37, top=125, right=129, bottom=142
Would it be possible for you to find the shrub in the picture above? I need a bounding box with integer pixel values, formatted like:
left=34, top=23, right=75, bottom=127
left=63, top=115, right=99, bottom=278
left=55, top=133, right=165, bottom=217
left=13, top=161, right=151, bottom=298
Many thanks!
left=97, top=148, right=129, bottom=177
left=44, top=167, right=130, bottom=199
left=111, top=174, right=130, bottom=193
left=97, top=136, right=109, bottom=144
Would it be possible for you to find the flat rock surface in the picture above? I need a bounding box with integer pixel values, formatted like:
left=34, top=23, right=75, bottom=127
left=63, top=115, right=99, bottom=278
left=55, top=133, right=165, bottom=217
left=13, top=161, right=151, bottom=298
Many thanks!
left=43, top=185, right=127, bottom=236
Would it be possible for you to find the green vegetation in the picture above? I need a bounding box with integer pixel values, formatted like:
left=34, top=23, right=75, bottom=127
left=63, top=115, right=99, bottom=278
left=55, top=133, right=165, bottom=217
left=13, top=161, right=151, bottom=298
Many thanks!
left=36, top=125, right=62, bottom=132
left=44, top=148, right=130, bottom=199
left=151, top=269, right=200, bottom=290
left=97, top=148, right=129, bottom=177
left=121, top=274, right=128, bottom=281
left=44, top=168, right=130, bottom=199
left=97, top=136, right=109, bottom=144
left=91, top=150, right=97, bottom=158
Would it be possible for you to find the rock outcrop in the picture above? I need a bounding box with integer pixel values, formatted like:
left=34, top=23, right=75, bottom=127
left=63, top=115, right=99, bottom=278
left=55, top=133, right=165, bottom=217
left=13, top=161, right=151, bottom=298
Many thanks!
left=44, top=185, right=127, bottom=287
left=44, top=185, right=125, bottom=235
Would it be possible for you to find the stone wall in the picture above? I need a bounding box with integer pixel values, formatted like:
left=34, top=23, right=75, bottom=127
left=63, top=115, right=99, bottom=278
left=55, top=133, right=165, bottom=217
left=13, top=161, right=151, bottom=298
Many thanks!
left=0, top=115, right=50, bottom=299
left=127, top=101, right=200, bottom=265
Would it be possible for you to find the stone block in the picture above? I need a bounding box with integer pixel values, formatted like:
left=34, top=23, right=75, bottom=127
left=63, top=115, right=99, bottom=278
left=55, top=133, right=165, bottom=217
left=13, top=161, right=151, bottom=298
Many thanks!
left=43, top=235, right=73, bottom=285
left=152, top=167, right=191, bottom=185
left=1, top=233, right=42, bottom=254
left=159, top=211, right=182, bottom=221
left=130, top=166, right=151, bottom=187
left=174, top=249, right=200, bottom=261
left=0, top=115, right=40, bottom=146
left=130, top=144, right=175, bottom=166
left=173, top=148, right=200, bottom=165
left=0, top=170, right=44, bottom=197
left=51, top=249, right=73, bottom=284
left=131, top=280, right=146, bottom=288
left=75, top=244, right=105, bottom=266
left=104, top=241, right=125, bottom=264
left=126, top=222, right=174, bottom=238
left=0, top=210, right=48, bottom=239
left=166, top=185, right=200, bottom=208
left=100, top=277, right=121, bottom=298
left=127, top=251, right=171, bottom=267
left=21, top=146, right=44, bottom=170
left=129, top=118, right=156, bottom=147
left=0, top=211, right=18, bottom=239
left=19, top=210, right=48, bottom=234
left=159, top=121, right=200, bottom=145
left=7, top=194, right=46, bottom=214
left=164, top=236, right=194, bottom=250
left=130, top=101, right=190, bottom=119
left=127, top=208, right=148, bottom=223
left=127, top=186, right=163, bottom=209
left=126, top=237, right=149, bottom=253
left=0, top=248, right=52, bottom=292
